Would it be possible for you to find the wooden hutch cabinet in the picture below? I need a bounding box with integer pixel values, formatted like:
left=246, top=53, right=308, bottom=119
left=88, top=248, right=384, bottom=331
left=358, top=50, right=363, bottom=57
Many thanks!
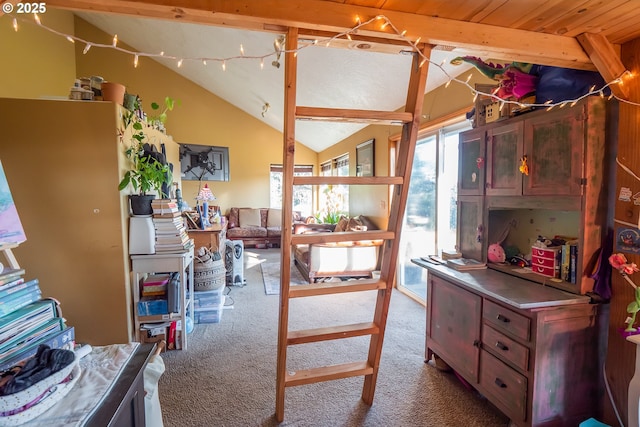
left=418, top=96, right=612, bottom=426
left=459, top=96, right=608, bottom=296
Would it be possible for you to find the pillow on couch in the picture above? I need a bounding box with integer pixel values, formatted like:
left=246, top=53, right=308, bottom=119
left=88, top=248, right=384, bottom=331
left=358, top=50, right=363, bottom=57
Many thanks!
left=267, top=209, right=282, bottom=227
left=239, top=208, right=262, bottom=227
left=334, top=216, right=349, bottom=232
left=347, top=216, right=367, bottom=231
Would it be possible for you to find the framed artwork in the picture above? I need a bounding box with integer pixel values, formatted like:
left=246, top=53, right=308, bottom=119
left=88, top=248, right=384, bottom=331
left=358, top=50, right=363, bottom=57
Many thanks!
left=356, top=138, right=375, bottom=177
left=179, top=144, right=230, bottom=181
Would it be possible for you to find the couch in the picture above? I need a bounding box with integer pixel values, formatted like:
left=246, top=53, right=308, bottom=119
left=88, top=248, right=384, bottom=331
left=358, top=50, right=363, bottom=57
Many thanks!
left=292, top=215, right=382, bottom=283
left=226, top=207, right=303, bottom=248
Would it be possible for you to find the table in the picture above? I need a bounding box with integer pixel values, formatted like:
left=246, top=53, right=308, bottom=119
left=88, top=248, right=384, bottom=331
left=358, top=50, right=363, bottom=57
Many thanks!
left=188, top=222, right=227, bottom=253
left=131, top=248, right=194, bottom=350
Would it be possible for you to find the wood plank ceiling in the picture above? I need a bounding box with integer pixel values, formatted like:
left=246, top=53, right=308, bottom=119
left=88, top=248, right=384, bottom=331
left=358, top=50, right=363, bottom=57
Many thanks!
left=39, top=0, right=640, bottom=73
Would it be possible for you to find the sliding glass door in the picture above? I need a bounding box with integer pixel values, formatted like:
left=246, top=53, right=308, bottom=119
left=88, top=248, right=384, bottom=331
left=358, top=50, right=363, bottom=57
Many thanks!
left=396, top=122, right=469, bottom=303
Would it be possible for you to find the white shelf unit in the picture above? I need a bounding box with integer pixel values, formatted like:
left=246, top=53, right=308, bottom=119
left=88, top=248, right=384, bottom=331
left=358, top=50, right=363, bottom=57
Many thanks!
left=131, top=247, right=194, bottom=350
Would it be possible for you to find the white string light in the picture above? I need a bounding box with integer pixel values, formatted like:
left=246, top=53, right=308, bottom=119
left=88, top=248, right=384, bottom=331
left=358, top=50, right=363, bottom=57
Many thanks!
left=6, top=12, right=640, bottom=108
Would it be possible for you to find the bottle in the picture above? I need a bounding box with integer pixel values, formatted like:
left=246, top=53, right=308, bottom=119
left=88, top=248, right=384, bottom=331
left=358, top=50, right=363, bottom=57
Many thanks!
left=175, top=188, right=183, bottom=210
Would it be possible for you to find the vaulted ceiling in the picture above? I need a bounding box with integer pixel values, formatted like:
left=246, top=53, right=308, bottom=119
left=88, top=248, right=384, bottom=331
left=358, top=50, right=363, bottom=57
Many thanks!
left=14, top=0, right=640, bottom=150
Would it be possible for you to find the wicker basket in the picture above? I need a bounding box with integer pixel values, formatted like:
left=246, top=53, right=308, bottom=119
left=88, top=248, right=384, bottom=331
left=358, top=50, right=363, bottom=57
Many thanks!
left=194, top=250, right=226, bottom=291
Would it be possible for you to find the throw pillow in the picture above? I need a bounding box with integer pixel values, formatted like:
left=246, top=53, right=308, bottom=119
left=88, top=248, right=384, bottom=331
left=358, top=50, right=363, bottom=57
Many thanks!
left=239, top=208, right=262, bottom=227
left=267, top=209, right=282, bottom=227
left=347, top=216, right=366, bottom=231
left=334, top=216, right=349, bottom=232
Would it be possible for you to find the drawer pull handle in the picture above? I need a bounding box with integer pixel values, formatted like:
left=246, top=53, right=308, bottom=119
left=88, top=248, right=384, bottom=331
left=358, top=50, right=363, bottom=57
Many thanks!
left=495, top=341, right=509, bottom=351
left=496, top=314, right=510, bottom=323
left=494, top=378, right=507, bottom=388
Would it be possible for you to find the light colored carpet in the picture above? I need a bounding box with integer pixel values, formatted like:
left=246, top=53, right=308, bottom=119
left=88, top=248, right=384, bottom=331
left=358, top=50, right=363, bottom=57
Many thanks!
left=261, top=260, right=307, bottom=295
left=158, top=248, right=510, bottom=426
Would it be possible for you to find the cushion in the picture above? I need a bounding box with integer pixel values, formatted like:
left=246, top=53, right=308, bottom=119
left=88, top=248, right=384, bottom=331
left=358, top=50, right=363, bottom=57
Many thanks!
left=239, top=208, right=262, bottom=228
left=227, top=226, right=267, bottom=238
left=267, top=209, right=282, bottom=228
left=334, top=216, right=349, bottom=232
left=227, top=208, right=239, bottom=228
left=347, top=216, right=366, bottom=231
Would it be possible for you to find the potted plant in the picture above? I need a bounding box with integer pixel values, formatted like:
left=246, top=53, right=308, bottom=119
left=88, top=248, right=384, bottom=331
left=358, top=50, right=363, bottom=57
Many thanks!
left=118, top=121, right=173, bottom=216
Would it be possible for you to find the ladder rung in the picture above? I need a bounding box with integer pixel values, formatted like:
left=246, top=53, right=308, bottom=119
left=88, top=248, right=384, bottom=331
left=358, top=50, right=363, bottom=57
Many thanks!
left=287, top=322, right=379, bottom=345
left=291, top=230, right=392, bottom=245
left=296, top=106, right=412, bottom=124
left=293, top=176, right=403, bottom=186
left=289, top=278, right=386, bottom=298
left=285, top=361, right=374, bottom=387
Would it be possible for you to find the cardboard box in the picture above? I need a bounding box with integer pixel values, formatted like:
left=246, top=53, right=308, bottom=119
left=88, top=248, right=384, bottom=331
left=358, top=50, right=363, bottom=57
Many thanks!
left=139, top=331, right=167, bottom=352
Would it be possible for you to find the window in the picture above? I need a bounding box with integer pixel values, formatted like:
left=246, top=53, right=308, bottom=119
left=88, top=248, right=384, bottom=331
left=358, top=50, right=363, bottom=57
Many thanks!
left=396, top=120, right=470, bottom=302
left=269, top=164, right=313, bottom=217
left=317, top=154, right=349, bottom=223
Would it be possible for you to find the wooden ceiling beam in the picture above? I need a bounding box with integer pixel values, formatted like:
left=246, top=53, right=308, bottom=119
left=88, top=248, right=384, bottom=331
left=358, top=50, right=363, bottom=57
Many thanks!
left=577, top=32, right=630, bottom=99
left=44, top=0, right=596, bottom=71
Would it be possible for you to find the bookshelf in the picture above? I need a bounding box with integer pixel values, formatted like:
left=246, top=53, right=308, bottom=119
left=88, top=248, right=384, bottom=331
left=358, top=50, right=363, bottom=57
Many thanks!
left=130, top=247, right=194, bottom=350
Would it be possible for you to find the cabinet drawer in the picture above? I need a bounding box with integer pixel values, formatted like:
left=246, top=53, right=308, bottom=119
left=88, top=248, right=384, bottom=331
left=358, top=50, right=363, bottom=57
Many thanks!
left=531, top=264, right=557, bottom=278
left=483, top=300, right=530, bottom=341
left=480, top=350, right=527, bottom=422
left=531, top=247, right=560, bottom=258
left=482, top=325, right=529, bottom=372
left=531, top=254, right=555, bottom=268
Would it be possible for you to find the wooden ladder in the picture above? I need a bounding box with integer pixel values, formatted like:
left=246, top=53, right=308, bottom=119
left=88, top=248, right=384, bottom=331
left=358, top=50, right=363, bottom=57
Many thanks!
left=276, top=27, right=431, bottom=421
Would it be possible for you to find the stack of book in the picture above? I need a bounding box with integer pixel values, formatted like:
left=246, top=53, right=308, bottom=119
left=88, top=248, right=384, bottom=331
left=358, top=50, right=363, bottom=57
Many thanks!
left=141, top=273, right=170, bottom=297
left=152, top=199, right=193, bottom=253
left=0, top=267, right=74, bottom=372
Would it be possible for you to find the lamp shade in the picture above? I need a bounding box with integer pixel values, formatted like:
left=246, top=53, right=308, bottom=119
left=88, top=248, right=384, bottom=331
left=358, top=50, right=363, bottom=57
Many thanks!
left=196, top=184, right=216, bottom=201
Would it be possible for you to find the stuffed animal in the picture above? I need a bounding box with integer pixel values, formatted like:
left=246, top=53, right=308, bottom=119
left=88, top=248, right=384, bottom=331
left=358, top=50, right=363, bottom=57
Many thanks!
left=488, top=243, right=506, bottom=263
left=487, top=220, right=515, bottom=264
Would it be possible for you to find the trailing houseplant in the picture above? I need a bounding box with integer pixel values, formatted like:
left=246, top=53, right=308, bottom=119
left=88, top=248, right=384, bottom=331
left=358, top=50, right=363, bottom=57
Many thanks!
left=118, top=98, right=178, bottom=215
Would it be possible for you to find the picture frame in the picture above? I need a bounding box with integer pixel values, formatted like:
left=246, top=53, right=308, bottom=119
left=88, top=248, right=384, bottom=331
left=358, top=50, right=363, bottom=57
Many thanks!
left=356, top=138, right=375, bottom=177
left=179, top=144, right=230, bottom=181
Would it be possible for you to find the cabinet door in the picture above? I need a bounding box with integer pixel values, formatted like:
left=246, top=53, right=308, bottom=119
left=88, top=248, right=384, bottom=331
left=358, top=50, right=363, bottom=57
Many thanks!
left=458, top=128, right=486, bottom=196
left=523, top=107, right=585, bottom=196
left=457, top=196, right=484, bottom=261
left=427, top=276, right=482, bottom=382
left=486, top=122, right=524, bottom=196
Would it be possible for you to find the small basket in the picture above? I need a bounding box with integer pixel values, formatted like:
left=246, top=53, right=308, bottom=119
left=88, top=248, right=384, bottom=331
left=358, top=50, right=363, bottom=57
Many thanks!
left=194, top=248, right=226, bottom=291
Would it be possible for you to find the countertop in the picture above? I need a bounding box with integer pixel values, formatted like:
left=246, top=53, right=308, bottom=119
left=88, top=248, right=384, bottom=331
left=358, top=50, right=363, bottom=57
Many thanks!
left=411, top=258, right=590, bottom=310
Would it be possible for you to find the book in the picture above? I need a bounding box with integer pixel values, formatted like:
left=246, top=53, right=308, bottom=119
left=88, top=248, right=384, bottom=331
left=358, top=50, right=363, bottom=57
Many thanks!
left=569, top=244, right=578, bottom=284
left=0, top=268, right=25, bottom=284
left=441, top=250, right=462, bottom=260
left=142, top=274, right=170, bottom=296
left=144, top=274, right=171, bottom=286
left=560, top=244, right=570, bottom=282
left=0, top=277, right=25, bottom=293
left=0, top=317, right=65, bottom=356
left=0, top=278, right=37, bottom=300
left=0, top=326, right=74, bottom=372
left=0, top=299, right=58, bottom=343
left=446, top=258, right=487, bottom=271
left=0, top=286, right=42, bottom=317
left=167, top=320, right=177, bottom=350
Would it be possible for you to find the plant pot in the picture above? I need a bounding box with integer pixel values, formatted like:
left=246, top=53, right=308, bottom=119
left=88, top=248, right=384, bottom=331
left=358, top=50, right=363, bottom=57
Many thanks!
left=101, top=82, right=126, bottom=105
left=129, top=194, right=156, bottom=216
